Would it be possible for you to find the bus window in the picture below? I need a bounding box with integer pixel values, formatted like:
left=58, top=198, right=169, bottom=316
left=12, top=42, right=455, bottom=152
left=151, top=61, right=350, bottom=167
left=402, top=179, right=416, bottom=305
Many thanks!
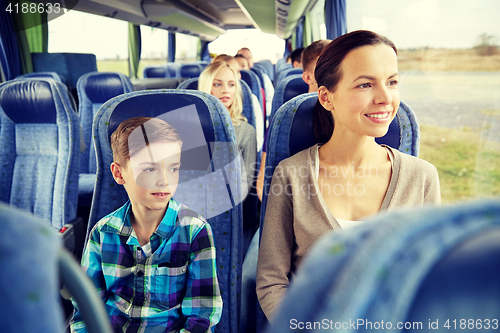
left=208, top=29, right=285, bottom=64
left=175, top=33, right=199, bottom=62
left=138, top=26, right=169, bottom=78
left=48, top=10, right=128, bottom=75
left=347, top=0, right=500, bottom=203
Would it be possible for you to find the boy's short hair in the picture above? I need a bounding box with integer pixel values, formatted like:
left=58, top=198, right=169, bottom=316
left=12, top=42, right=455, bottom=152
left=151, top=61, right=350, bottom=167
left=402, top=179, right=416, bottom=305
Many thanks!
left=301, top=40, right=331, bottom=72
left=290, top=47, right=305, bottom=65
left=111, top=117, right=182, bottom=165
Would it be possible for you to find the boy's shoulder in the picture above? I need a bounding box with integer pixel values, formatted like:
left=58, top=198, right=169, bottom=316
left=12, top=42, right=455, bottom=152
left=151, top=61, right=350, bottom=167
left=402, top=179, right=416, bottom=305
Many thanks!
left=172, top=200, right=209, bottom=229
left=92, top=202, right=130, bottom=235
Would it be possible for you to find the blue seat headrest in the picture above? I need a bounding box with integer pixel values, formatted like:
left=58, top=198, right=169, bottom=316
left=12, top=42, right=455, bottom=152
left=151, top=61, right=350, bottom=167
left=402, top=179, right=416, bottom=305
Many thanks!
left=180, top=65, right=201, bottom=78
left=180, top=79, right=199, bottom=90
left=283, top=78, right=308, bottom=106
left=375, top=117, right=400, bottom=148
left=145, top=67, right=167, bottom=78
left=107, top=92, right=215, bottom=145
left=0, top=80, right=56, bottom=123
left=407, top=226, right=500, bottom=323
left=240, top=70, right=256, bottom=86
left=85, top=74, right=126, bottom=103
left=289, top=96, right=317, bottom=156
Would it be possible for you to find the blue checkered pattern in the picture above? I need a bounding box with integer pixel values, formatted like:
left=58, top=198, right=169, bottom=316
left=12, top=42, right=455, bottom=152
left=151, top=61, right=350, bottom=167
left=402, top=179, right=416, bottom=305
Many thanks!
left=72, top=199, right=222, bottom=332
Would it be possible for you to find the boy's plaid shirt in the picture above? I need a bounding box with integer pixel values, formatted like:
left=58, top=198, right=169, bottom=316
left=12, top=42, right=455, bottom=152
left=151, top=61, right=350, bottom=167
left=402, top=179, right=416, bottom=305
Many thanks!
left=71, top=200, right=222, bottom=333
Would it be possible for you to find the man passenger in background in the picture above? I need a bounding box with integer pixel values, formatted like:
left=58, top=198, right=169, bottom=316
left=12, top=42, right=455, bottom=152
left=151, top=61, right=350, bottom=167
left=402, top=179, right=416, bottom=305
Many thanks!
left=290, top=47, right=305, bottom=68
left=237, top=47, right=254, bottom=68
left=301, top=40, right=331, bottom=93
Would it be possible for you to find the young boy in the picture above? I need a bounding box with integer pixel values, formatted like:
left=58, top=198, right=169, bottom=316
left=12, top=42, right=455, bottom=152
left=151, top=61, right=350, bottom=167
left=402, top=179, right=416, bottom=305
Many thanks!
left=71, top=117, right=222, bottom=333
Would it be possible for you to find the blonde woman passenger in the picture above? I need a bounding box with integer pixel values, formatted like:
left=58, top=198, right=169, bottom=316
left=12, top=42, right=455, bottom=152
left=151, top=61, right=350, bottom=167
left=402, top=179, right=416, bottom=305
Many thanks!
left=199, top=61, right=257, bottom=195
left=256, top=30, right=441, bottom=320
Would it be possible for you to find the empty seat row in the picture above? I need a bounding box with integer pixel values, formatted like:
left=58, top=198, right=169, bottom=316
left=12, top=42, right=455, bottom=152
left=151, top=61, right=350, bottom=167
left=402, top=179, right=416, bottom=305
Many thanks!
left=143, top=61, right=210, bottom=79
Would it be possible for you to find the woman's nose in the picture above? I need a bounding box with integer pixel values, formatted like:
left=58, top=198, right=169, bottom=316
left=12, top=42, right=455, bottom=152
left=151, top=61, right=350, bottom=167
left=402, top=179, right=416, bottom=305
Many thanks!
left=374, top=85, right=393, bottom=105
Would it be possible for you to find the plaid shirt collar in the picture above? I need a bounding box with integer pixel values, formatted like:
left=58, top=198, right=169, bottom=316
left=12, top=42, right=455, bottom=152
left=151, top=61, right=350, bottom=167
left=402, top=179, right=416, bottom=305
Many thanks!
left=99, top=199, right=181, bottom=245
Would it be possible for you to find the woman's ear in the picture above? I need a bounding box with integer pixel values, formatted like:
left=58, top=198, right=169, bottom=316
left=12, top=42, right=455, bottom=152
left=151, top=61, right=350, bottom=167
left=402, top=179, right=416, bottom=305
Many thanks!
left=317, top=86, right=334, bottom=111
left=110, top=162, right=126, bottom=185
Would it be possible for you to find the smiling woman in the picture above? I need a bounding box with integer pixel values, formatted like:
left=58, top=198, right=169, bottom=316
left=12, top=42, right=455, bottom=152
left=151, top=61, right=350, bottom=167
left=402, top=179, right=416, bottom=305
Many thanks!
left=256, top=30, right=441, bottom=321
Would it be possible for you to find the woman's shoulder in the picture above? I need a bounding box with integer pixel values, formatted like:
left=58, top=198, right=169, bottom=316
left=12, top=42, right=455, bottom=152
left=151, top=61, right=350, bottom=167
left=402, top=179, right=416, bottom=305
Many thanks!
left=274, top=144, right=318, bottom=179
left=390, top=147, right=438, bottom=178
left=235, top=121, right=256, bottom=136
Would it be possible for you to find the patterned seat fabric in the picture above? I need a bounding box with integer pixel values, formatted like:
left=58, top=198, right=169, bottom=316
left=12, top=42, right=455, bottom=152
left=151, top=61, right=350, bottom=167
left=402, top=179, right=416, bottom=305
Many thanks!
left=76, top=72, right=134, bottom=205
left=0, top=203, right=64, bottom=333
left=177, top=77, right=199, bottom=90
left=0, top=78, right=80, bottom=229
left=274, top=66, right=301, bottom=85
left=270, top=74, right=309, bottom=123
left=16, top=71, right=65, bottom=84
left=241, top=70, right=264, bottom=111
left=269, top=199, right=500, bottom=333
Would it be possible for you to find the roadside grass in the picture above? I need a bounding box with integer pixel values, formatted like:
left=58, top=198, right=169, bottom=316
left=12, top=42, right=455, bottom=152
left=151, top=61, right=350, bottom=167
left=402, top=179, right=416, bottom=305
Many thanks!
left=398, top=48, right=500, bottom=72
left=419, top=125, right=500, bottom=203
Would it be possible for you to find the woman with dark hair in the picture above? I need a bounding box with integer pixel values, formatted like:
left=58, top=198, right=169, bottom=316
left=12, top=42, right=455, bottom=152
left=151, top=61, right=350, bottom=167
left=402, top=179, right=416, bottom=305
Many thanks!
left=256, top=30, right=441, bottom=320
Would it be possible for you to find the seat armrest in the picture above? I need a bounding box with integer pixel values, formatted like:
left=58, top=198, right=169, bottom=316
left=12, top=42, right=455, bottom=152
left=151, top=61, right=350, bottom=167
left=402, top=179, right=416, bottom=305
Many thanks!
left=59, top=217, right=84, bottom=259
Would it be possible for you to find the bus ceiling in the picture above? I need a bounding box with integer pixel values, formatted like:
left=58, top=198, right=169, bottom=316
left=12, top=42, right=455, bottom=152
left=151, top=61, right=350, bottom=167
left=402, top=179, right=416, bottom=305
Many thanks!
left=54, top=0, right=318, bottom=41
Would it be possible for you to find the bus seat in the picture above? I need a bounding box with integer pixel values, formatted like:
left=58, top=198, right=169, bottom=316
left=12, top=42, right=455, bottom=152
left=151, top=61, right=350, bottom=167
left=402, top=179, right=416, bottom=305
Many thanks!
left=255, top=93, right=420, bottom=331
left=241, top=69, right=264, bottom=112
left=270, top=74, right=308, bottom=124
left=274, top=62, right=292, bottom=82
left=166, top=63, right=181, bottom=78
left=240, top=79, right=262, bottom=143
left=31, top=53, right=98, bottom=102
left=240, top=230, right=260, bottom=333
left=143, top=65, right=169, bottom=78
left=87, top=89, right=244, bottom=333
left=267, top=199, right=500, bottom=333
left=177, top=77, right=199, bottom=89
left=15, top=72, right=77, bottom=111
left=76, top=72, right=134, bottom=207
left=17, top=71, right=66, bottom=84
left=0, top=79, right=82, bottom=243
left=254, top=61, right=274, bottom=81
left=177, top=77, right=263, bottom=149
left=274, top=67, right=303, bottom=86
left=250, top=67, right=266, bottom=92
left=0, top=202, right=65, bottom=333
left=251, top=66, right=274, bottom=119
left=0, top=203, right=113, bottom=333
left=180, top=63, right=203, bottom=78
